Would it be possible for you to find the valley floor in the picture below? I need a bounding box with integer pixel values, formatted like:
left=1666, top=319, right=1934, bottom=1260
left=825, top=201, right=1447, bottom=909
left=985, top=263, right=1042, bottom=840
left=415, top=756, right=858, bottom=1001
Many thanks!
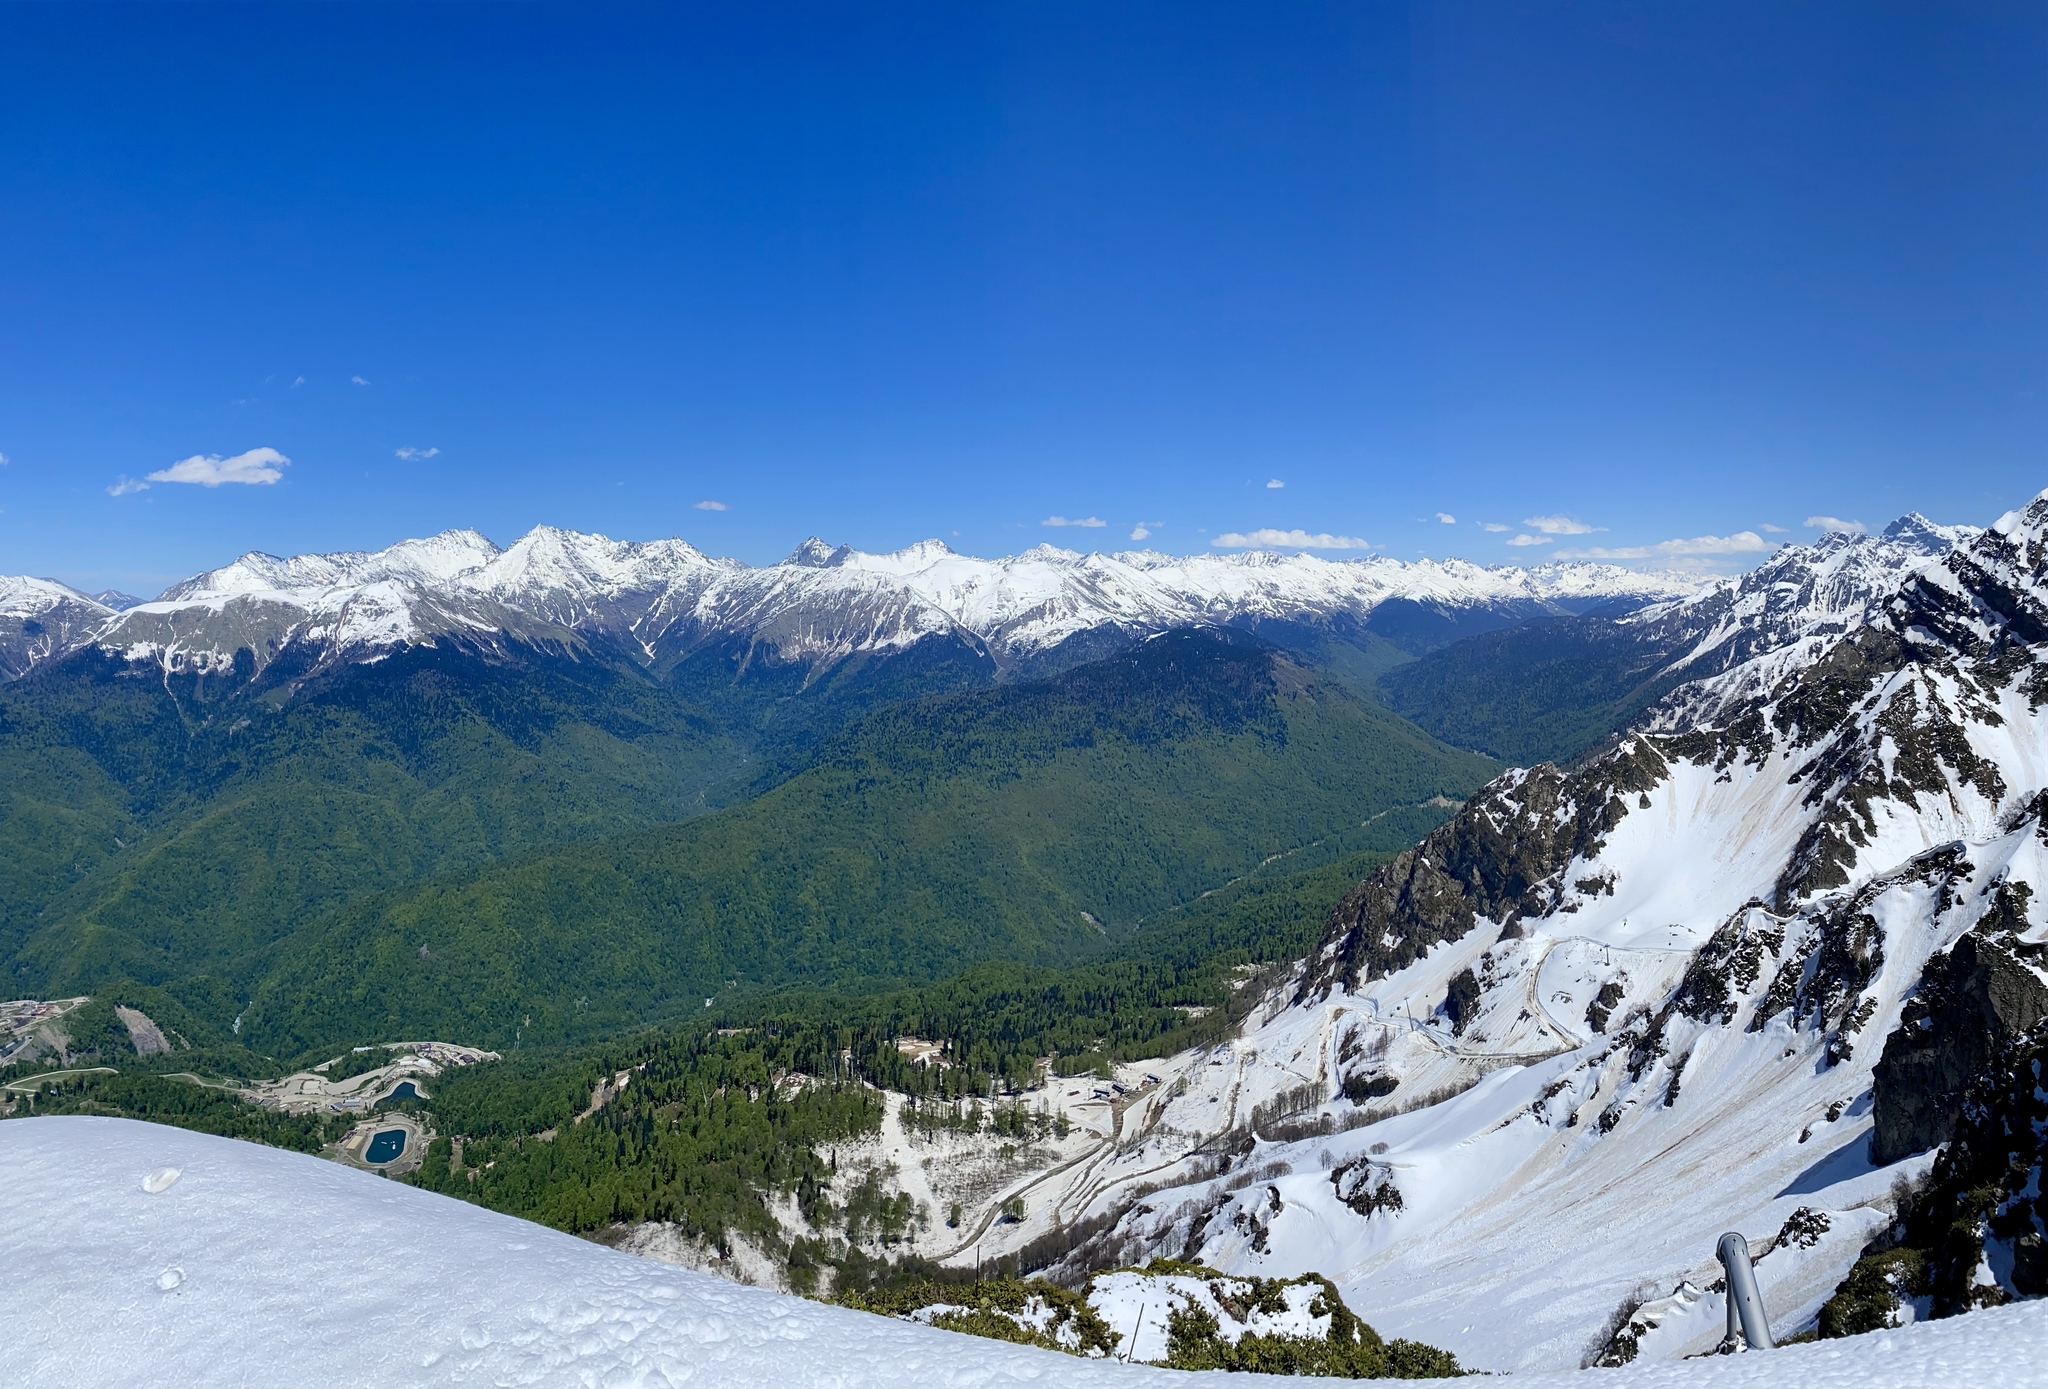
left=4, top=1116, right=2040, bottom=1388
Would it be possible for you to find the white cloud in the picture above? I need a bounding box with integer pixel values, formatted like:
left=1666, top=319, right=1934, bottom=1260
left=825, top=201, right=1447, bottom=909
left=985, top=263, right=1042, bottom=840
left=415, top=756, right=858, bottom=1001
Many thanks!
left=1558, top=531, right=1771, bottom=561
left=694, top=500, right=728, bottom=511
left=1555, top=544, right=1651, bottom=560
left=1266, top=478, right=1284, bottom=489
left=1506, top=534, right=1553, bottom=547
left=1522, top=514, right=1602, bottom=535
left=1434, top=512, right=1455, bottom=524
left=1805, top=515, right=1865, bottom=534
left=0, top=452, right=9, bottom=467
left=1212, top=528, right=1370, bottom=550
left=146, top=446, right=290, bottom=487
left=1042, top=515, right=1105, bottom=528
left=395, top=446, right=439, bottom=460
left=1657, top=531, right=1769, bottom=555
left=351, top=375, right=371, bottom=387
left=1130, top=520, right=1162, bottom=541
left=1480, top=522, right=1511, bottom=533
left=107, top=476, right=149, bottom=497
left=291, top=376, right=305, bottom=388
left=1759, top=522, right=1789, bottom=533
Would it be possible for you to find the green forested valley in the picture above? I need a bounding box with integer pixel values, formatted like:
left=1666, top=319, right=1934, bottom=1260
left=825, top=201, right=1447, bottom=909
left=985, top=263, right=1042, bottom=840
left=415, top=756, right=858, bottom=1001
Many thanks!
left=2, top=628, right=1492, bottom=1054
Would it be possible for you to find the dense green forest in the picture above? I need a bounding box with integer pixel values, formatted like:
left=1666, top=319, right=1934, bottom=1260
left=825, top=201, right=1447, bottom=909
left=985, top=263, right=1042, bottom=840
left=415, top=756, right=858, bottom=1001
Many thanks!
left=4, top=632, right=1476, bottom=1051
left=3, top=630, right=1489, bottom=1055
left=1, top=641, right=746, bottom=997
left=1375, top=617, right=1685, bottom=766
left=15, top=1070, right=350, bottom=1151
left=393, top=956, right=1258, bottom=1276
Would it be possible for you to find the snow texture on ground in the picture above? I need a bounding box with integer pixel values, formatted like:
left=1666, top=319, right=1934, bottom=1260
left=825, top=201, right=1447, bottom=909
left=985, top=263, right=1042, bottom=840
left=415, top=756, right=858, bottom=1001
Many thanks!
left=2, top=1116, right=2043, bottom=1388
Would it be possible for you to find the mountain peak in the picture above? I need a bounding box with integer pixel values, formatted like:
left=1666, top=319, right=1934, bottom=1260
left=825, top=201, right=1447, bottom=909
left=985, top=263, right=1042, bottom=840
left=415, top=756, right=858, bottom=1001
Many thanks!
left=1992, top=487, right=2048, bottom=543
left=783, top=537, right=848, bottom=568
left=1879, top=512, right=1975, bottom=555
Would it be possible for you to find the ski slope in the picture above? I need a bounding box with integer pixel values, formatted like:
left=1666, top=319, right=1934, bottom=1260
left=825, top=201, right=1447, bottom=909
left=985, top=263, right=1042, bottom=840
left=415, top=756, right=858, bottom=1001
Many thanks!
left=1, top=1117, right=2040, bottom=1388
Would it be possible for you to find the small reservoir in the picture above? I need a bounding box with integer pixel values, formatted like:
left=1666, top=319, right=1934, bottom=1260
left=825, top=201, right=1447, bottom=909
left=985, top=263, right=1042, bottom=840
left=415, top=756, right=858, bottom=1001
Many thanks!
left=383, top=1080, right=420, bottom=1103
left=364, top=1129, right=407, bottom=1164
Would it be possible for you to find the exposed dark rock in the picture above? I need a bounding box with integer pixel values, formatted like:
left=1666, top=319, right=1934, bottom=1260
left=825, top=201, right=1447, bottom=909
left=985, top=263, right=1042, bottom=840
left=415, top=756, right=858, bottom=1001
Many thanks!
left=1825, top=1018, right=2048, bottom=1333
left=1585, top=981, right=1625, bottom=1033
left=1871, top=909, right=2048, bottom=1164
left=1774, top=1206, right=1831, bottom=1250
left=1672, top=913, right=1783, bottom=1026
left=1443, top=969, right=1481, bottom=1035
left=1330, top=1161, right=1404, bottom=1218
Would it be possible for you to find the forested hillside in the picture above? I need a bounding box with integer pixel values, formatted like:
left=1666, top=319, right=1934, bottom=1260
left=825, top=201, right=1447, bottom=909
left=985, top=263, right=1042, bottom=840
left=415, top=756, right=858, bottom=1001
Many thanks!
left=3, top=628, right=1490, bottom=1052
left=1375, top=616, right=1683, bottom=766
left=239, top=632, right=1492, bottom=1049
left=1, top=640, right=744, bottom=1000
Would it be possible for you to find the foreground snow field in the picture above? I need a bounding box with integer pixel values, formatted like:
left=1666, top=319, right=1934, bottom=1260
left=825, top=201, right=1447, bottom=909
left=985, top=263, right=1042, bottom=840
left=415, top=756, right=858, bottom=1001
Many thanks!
left=1, top=1118, right=2041, bottom=1388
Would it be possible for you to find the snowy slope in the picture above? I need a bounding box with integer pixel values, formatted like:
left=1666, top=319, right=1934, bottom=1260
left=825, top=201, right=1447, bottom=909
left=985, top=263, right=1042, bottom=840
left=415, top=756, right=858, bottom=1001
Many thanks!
left=1627, top=512, right=1973, bottom=726
left=948, top=493, right=2042, bottom=1372
left=0, top=575, right=114, bottom=681
left=4, top=1116, right=2042, bottom=1388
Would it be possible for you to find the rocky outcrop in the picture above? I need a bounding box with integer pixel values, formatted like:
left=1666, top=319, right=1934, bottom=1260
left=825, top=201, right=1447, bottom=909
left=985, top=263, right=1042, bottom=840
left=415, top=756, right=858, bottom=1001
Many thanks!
left=1871, top=884, right=2048, bottom=1164
left=1302, top=738, right=1668, bottom=998
left=1825, top=1018, right=2048, bottom=1334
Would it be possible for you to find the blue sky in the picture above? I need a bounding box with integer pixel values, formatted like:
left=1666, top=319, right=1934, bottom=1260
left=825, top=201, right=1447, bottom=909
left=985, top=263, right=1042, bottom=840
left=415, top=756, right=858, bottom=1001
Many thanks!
left=1, top=2, right=2041, bottom=593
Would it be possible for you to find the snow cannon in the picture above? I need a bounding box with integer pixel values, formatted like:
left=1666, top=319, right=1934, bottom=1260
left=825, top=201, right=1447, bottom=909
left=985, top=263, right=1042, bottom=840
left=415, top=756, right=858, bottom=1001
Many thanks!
left=1716, top=1232, right=1774, bottom=1351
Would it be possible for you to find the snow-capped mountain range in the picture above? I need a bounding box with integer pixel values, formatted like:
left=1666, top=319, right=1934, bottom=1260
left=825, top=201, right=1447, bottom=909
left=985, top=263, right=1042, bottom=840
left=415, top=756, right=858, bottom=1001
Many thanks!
left=0, top=518, right=1972, bottom=687
left=937, top=493, right=2045, bottom=1369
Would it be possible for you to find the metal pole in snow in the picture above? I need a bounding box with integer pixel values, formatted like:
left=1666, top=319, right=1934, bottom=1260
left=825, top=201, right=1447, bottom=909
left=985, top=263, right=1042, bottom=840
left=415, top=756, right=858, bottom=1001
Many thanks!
left=1716, top=1232, right=1774, bottom=1350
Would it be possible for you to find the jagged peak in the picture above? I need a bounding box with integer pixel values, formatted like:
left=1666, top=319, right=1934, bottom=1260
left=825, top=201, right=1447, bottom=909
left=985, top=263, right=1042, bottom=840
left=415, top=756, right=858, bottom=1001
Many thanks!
left=782, top=537, right=848, bottom=568
left=1880, top=512, right=1976, bottom=555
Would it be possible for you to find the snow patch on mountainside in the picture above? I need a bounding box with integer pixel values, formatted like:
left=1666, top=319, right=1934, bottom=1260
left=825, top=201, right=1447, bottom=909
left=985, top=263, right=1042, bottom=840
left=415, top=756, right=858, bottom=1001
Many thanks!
left=4, top=1116, right=2042, bottom=1388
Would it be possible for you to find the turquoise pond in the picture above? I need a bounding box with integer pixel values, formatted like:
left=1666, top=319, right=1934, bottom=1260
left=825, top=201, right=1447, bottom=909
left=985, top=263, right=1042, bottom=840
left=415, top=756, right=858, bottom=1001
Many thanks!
left=364, top=1129, right=407, bottom=1164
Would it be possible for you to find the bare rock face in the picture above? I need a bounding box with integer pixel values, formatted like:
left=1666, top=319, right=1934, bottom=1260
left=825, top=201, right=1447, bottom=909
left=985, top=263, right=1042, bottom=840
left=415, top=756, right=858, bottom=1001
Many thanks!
left=114, top=1005, right=170, bottom=1057
left=1871, top=884, right=2048, bottom=1165
left=1825, top=1019, right=2048, bottom=1335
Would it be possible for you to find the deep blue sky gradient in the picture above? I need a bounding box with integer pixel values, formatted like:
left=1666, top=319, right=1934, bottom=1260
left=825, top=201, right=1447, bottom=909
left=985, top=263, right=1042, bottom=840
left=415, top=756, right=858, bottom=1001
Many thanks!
left=1, top=2, right=2041, bottom=591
